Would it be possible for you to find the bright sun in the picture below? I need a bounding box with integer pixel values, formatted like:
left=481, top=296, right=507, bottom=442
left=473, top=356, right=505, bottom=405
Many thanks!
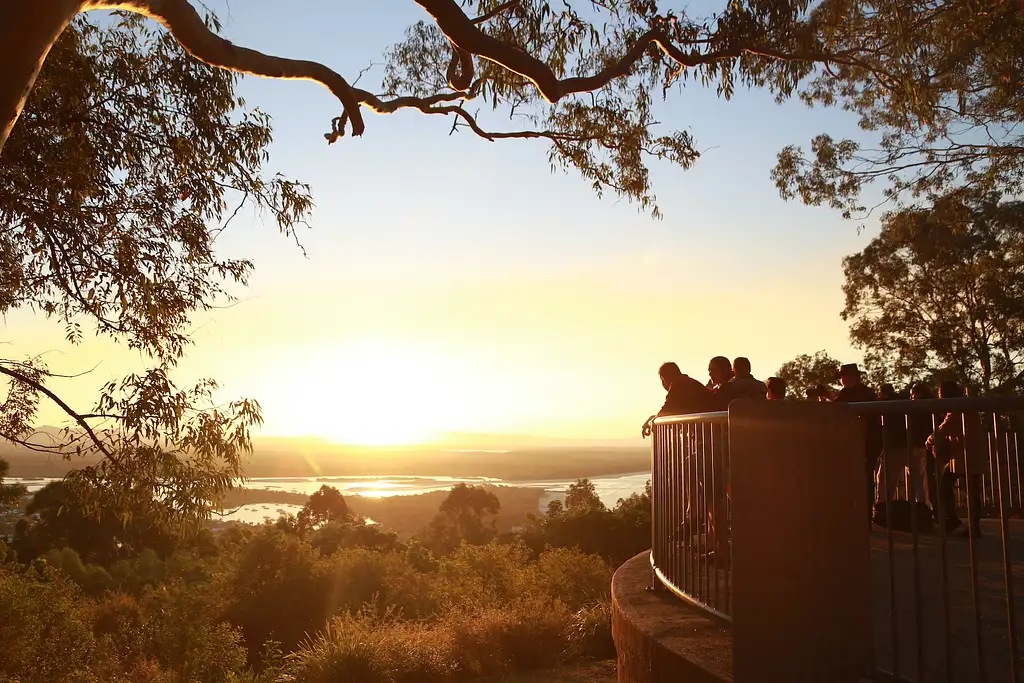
left=292, top=341, right=475, bottom=446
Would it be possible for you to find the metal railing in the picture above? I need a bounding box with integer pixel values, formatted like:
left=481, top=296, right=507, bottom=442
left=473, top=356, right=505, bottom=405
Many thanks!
left=852, top=396, right=1024, bottom=683
left=649, top=396, right=1024, bottom=683
left=650, top=411, right=731, bottom=621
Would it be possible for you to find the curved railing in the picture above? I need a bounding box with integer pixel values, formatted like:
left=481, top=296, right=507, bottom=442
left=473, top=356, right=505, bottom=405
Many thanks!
left=649, top=395, right=1024, bottom=682
left=650, top=411, right=731, bottom=622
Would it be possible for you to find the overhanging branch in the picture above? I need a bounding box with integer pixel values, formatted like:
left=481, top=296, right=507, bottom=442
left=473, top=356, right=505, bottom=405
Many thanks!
left=0, top=364, right=116, bottom=461
left=415, top=0, right=896, bottom=102
left=90, top=0, right=366, bottom=136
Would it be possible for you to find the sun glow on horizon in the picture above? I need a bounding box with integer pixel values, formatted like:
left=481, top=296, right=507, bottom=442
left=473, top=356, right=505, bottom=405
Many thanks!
left=279, top=339, right=476, bottom=447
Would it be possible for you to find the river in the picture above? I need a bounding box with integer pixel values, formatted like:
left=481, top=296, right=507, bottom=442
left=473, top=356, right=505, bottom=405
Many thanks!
left=7, top=472, right=651, bottom=526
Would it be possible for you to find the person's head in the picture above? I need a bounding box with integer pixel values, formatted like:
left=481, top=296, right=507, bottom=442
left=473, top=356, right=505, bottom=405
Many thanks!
left=879, top=383, right=898, bottom=401
left=732, top=357, right=752, bottom=378
left=939, top=380, right=964, bottom=399
left=658, top=362, right=682, bottom=391
left=839, top=363, right=863, bottom=388
left=766, top=376, right=787, bottom=400
left=708, top=356, right=733, bottom=385
left=910, top=382, right=935, bottom=400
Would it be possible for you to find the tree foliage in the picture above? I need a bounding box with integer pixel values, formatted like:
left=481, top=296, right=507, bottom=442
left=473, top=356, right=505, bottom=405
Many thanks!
left=564, top=478, right=604, bottom=514
left=773, top=0, right=1024, bottom=218
left=0, top=458, right=26, bottom=512
left=420, top=483, right=501, bottom=554
left=0, top=14, right=312, bottom=525
left=297, top=485, right=351, bottom=530
left=3, top=0, right=932, bottom=217
left=776, top=350, right=841, bottom=399
left=842, top=191, right=1024, bottom=394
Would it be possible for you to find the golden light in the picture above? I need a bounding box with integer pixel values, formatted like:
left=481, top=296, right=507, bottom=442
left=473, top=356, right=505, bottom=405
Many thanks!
left=282, top=339, right=477, bottom=446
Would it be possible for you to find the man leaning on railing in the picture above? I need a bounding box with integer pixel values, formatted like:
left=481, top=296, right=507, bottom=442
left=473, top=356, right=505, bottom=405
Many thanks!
left=641, top=362, right=724, bottom=438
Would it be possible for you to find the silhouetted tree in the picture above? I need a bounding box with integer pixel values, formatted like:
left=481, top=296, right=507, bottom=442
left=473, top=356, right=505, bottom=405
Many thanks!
left=773, top=0, right=1023, bottom=218
left=776, top=351, right=841, bottom=400
left=0, top=14, right=310, bottom=524
left=564, top=479, right=604, bottom=514
left=12, top=481, right=179, bottom=565
left=0, top=459, right=24, bottom=512
left=5, top=1, right=998, bottom=217
left=420, top=483, right=500, bottom=555
left=843, top=191, right=1024, bottom=394
left=297, top=486, right=350, bottom=530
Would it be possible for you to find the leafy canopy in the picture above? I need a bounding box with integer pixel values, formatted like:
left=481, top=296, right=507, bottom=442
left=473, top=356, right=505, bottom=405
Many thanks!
left=773, top=0, right=1024, bottom=218
left=842, top=191, right=1024, bottom=394
left=0, top=13, right=312, bottom=525
left=776, top=350, right=842, bottom=399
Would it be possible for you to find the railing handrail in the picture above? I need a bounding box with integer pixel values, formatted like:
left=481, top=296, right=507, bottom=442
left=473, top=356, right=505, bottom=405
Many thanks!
left=652, top=410, right=728, bottom=426
left=848, top=395, right=1024, bottom=416
left=649, top=552, right=733, bottom=624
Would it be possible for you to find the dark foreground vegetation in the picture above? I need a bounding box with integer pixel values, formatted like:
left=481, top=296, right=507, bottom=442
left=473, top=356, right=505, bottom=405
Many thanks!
left=0, top=479, right=649, bottom=683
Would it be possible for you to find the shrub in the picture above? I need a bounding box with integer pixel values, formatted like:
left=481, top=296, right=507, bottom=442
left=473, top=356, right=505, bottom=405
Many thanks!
left=529, top=547, right=611, bottom=610
left=441, top=600, right=569, bottom=676
left=564, top=601, right=615, bottom=660
left=0, top=565, right=97, bottom=683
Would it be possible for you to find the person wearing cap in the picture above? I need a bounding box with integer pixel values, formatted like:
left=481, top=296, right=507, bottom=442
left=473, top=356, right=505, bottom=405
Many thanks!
left=834, top=363, right=882, bottom=522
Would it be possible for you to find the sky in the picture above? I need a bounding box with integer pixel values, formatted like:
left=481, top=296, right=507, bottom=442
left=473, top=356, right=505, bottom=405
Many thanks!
left=8, top=0, right=884, bottom=445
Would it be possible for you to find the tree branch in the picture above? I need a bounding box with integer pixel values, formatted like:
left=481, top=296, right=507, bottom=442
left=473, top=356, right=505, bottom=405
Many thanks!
left=414, top=0, right=892, bottom=103
left=471, top=0, right=520, bottom=24
left=0, top=364, right=115, bottom=461
left=89, top=0, right=366, bottom=136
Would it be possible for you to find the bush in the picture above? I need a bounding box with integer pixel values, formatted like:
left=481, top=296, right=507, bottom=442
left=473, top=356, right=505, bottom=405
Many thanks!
left=0, top=565, right=97, bottom=683
left=282, top=610, right=456, bottom=683
left=564, top=601, right=615, bottom=660
left=441, top=600, right=569, bottom=676
left=529, top=547, right=611, bottom=610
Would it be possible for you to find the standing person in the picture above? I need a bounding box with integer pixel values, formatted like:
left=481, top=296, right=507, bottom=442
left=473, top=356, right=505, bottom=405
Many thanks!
left=708, top=356, right=739, bottom=404
left=642, top=363, right=726, bottom=560
left=929, top=381, right=986, bottom=537
left=834, top=363, right=881, bottom=524
left=907, top=383, right=938, bottom=511
left=766, top=376, right=787, bottom=401
left=729, top=357, right=768, bottom=401
left=875, top=383, right=910, bottom=505
left=641, top=362, right=722, bottom=438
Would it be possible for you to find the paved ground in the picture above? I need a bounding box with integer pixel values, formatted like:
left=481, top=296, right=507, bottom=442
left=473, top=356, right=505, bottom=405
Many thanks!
left=496, top=660, right=616, bottom=683
left=870, top=519, right=1024, bottom=683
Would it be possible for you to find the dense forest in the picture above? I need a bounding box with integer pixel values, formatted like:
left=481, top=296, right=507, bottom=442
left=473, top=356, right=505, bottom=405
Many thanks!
left=0, top=479, right=650, bottom=683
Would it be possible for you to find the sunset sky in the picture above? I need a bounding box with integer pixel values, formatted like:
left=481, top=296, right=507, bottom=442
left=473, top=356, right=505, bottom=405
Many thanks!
left=10, top=0, right=882, bottom=445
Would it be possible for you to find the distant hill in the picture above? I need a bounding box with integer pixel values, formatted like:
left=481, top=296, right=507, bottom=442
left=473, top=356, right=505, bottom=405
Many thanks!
left=2, top=430, right=649, bottom=481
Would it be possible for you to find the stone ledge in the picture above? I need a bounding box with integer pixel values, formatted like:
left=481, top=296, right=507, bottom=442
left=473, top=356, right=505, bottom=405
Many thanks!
left=611, top=550, right=732, bottom=683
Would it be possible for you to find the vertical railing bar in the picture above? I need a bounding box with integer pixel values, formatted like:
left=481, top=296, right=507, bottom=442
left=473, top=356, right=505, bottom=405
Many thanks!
left=700, top=421, right=707, bottom=602
left=675, top=423, right=684, bottom=592
left=711, top=420, right=720, bottom=611
left=1007, top=430, right=1017, bottom=517
left=962, top=412, right=987, bottom=683
left=685, top=422, right=692, bottom=598
left=651, top=423, right=658, bottom=585
left=881, top=413, right=901, bottom=679
left=932, top=408, right=953, bottom=683
left=1011, top=436, right=1019, bottom=516
left=908, top=411, right=925, bottom=683
left=992, top=412, right=1019, bottom=683
left=667, top=424, right=674, bottom=588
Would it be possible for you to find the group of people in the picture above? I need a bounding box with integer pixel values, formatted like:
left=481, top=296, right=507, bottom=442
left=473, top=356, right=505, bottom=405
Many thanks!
left=642, top=357, right=986, bottom=539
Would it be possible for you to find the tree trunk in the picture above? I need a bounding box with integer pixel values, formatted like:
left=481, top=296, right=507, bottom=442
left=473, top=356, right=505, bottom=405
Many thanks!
left=0, top=0, right=83, bottom=154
